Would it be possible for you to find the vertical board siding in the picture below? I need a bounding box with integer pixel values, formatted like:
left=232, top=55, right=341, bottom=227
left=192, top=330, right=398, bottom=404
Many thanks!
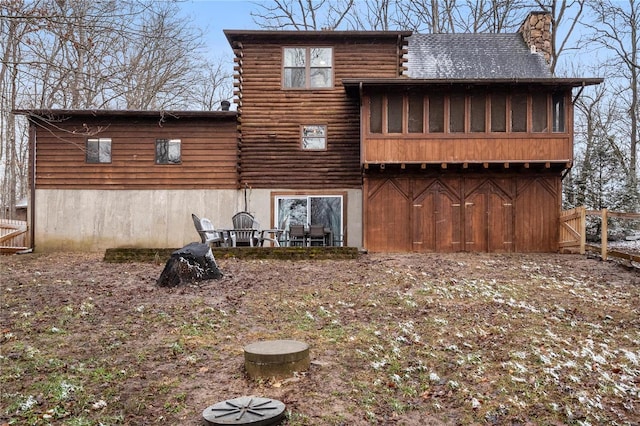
left=365, top=171, right=560, bottom=253
left=236, top=38, right=403, bottom=189
left=363, top=136, right=572, bottom=164
left=34, top=116, right=239, bottom=189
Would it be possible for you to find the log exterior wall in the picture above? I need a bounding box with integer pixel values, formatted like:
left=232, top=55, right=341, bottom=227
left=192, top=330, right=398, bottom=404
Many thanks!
left=228, top=32, right=409, bottom=189
left=31, top=114, right=238, bottom=189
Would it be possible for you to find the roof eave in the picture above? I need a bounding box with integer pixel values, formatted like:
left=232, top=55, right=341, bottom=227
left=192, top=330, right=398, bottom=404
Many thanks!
left=224, top=29, right=412, bottom=46
left=343, top=77, right=604, bottom=88
left=12, top=109, right=238, bottom=119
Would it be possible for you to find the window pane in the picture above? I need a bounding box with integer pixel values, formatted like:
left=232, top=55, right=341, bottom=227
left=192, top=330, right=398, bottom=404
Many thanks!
left=309, top=67, right=331, bottom=88
left=310, top=48, right=331, bottom=66
left=278, top=197, right=307, bottom=225
left=449, top=94, right=465, bottom=133
left=167, top=140, right=181, bottom=163
left=429, top=94, right=444, bottom=133
left=303, top=138, right=325, bottom=149
left=532, top=93, right=548, bottom=132
left=408, top=93, right=424, bottom=133
left=552, top=92, right=565, bottom=132
left=511, top=95, right=527, bottom=132
left=99, top=140, right=111, bottom=162
left=470, top=93, right=486, bottom=132
left=387, top=94, right=403, bottom=133
left=156, top=139, right=181, bottom=164
left=491, top=93, right=506, bottom=132
left=370, top=94, right=382, bottom=133
left=284, top=48, right=305, bottom=67
left=303, top=125, right=326, bottom=137
left=310, top=196, right=343, bottom=246
left=284, top=68, right=305, bottom=88
left=86, top=139, right=99, bottom=163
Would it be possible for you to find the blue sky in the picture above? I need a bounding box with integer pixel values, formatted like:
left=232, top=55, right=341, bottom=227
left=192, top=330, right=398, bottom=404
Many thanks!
left=177, top=0, right=603, bottom=77
left=180, top=0, right=260, bottom=58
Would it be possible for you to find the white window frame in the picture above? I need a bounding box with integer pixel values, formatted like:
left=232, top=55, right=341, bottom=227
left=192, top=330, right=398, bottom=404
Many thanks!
left=86, top=137, right=112, bottom=164
left=274, top=194, right=344, bottom=246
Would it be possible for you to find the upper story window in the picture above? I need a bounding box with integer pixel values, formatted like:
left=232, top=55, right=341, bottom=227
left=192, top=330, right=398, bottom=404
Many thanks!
left=155, top=139, right=181, bottom=164
left=369, top=89, right=567, bottom=135
left=301, top=125, right=327, bottom=150
left=283, top=47, right=333, bottom=89
left=86, top=137, right=111, bottom=163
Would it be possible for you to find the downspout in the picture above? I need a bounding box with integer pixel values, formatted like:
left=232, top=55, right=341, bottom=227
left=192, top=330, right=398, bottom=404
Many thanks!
left=28, top=116, right=36, bottom=250
left=359, top=80, right=365, bottom=250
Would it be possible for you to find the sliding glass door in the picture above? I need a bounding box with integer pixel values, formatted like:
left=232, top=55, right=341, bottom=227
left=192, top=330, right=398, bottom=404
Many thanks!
left=275, top=195, right=343, bottom=246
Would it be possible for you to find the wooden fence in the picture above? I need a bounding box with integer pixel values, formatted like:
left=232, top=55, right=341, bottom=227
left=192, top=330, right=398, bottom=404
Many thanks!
left=0, top=219, right=28, bottom=254
left=559, top=206, right=587, bottom=254
left=559, top=206, right=640, bottom=262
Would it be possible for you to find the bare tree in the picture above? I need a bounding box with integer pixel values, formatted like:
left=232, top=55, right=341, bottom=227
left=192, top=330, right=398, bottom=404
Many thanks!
left=251, top=0, right=355, bottom=30
left=584, top=0, right=639, bottom=209
left=192, top=56, right=234, bottom=111
left=252, top=0, right=529, bottom=34
left=0, top=0, right=231, bottom=218
left=0, top=0, right=41, bottom=217
left=115, top=3, right=205, bottom=109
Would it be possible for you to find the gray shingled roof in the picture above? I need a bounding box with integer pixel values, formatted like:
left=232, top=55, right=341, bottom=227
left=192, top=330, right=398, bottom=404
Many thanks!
left=406, top=33, right=552, bottom=79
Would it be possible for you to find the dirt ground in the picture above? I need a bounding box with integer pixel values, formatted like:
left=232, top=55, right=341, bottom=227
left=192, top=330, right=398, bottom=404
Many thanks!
left=1, top=251, right=639, bottom=425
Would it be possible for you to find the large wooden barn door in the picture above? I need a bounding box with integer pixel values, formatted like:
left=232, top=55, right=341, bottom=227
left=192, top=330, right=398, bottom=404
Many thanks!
left=515, top=176, right=560, bottom=252
left=365, top=174, right=557, bottom=253
left=412, top=179, right=461, bottom=252
left=464, top=178, right=514, bottom=252
left=365, top=177, right=411, bottom=252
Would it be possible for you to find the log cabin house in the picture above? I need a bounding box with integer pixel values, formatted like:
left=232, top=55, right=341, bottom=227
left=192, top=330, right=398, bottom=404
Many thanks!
left=16, top=12, right=602, bottom=252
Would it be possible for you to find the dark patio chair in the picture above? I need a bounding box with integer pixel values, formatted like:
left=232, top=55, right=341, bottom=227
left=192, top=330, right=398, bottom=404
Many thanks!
left=308, top=224, right=326, bottom=246
left=289, top=224, right=306, bottom=247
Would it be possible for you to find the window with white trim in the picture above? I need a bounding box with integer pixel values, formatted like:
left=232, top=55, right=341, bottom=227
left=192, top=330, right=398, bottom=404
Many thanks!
left=86, top=138, right=111, bottom=163
left=275, top=194, right=344, bottom=246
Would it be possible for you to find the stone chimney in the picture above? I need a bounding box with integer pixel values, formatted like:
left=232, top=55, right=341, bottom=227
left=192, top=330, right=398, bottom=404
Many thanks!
left=519, top=11, right=552, bottom=64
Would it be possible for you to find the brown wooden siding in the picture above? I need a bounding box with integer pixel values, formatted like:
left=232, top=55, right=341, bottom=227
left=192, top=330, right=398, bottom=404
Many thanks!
left=363, top=135, right=572, bottom=164
left=364, top=171, right=560, bottom=253
left=33, top=116, right=238, bottom=189
left=361, top=89, right=574, bottom=166
left=234, top=38, right=404, bottom=189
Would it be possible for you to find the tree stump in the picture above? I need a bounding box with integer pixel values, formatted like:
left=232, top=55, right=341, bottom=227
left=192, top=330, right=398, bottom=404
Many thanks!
left=156, top=242, right=223, bottom=287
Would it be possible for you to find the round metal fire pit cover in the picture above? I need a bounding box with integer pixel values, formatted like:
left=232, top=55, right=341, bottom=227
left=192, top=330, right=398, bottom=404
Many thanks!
left=202, top=396, right=285, bottom=426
